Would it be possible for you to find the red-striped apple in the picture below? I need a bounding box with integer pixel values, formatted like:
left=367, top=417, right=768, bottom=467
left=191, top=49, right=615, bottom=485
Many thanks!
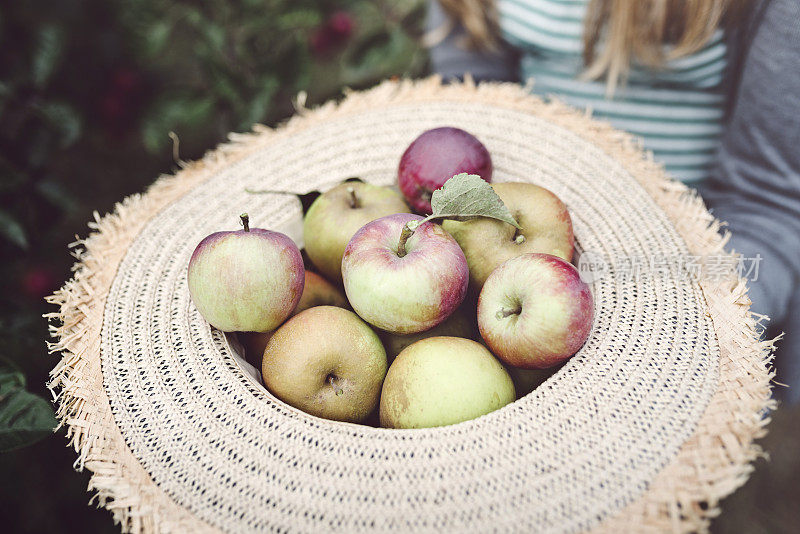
left=478, top=253, right=593, bottom=369
left=341, top=213, right=468, bottom=334
left=187, top=214, right=304, bottom=332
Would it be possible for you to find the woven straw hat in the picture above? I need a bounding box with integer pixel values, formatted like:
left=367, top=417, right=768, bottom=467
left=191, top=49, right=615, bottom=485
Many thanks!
left=48, top=78, right=774, bottom=533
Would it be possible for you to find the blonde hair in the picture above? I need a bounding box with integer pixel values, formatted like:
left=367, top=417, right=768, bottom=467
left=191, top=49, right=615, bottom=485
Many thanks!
left=437, top=0, right=747, bottom=94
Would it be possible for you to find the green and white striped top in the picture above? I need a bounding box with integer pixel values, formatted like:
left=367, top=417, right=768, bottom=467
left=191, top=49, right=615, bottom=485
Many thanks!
left=498, top=0, right=728, bottom=184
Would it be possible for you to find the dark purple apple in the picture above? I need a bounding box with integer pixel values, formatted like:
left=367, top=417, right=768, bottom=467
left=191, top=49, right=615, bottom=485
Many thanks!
left=398, top=127, right=492, bottom=214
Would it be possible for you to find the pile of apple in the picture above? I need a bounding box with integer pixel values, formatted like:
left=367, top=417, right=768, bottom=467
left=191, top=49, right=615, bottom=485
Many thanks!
left=187, top=127, right=593, bottom=429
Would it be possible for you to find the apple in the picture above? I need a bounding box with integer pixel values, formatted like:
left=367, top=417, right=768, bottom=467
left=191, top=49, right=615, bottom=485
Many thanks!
left=398, top=127, right=492, bottom=214
left=341, top=213, right=468, bottom=334
left=379, top=336, right=515, bottom=428
left=261, top=306, right=387, bottom=423
left=442, top=182, right=574, bottom=291
left=303, top=181, right=410, bottom=284
left=187, top=214, right=304, bottom=332
left=478, top=253, right=593, bottom=369
left=294, top=271, right=349, bottom=314
left=238, top=270, right=350, bottom=365
left=379, top=305, right=475, bottom=362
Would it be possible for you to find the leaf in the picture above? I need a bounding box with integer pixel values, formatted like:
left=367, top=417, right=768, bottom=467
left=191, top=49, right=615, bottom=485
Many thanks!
left=429, top=173, right=521, bottom=228
left=239, top=76, right=279, bottom=128
left=32, top=25, right=64, bottom=88
left=0, top=361, right=56, bottom=452
left=141, top=95, right=216, bottom=152
left=0, top=209, right=28, bottom=249
left=37, top=102, right=82, bottom=148
left=145, top=20, right=172, bottom=57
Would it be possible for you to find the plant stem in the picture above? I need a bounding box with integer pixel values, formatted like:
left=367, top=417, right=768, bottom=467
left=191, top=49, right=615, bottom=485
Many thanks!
left=244, top=187, right=299, bottom=195
left=327, top=375, right=343, bottom=396
left=496, top=306, right=521, bottom=320
left=396, top=222, right=416, bottom=258
left=240, top=213, right=250, bottom=232
left=346, top=186, right=359, bottom=209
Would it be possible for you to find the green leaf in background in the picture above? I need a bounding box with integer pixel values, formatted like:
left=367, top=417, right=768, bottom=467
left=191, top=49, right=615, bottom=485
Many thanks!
left=145, top=20, right=172, bottom=57
left=277, top=9, right=322, bottom=30
left=429, top=173, right=521, bottom=228
left=37, top=102, right=82, bottom=148
left=142, top=95, right=216, bottom=152
left=0, top=361, right=57, bottom=452
left=0, top=209, right=28, bottom=249
left=32, top=25, right=64, bottom=88
left=240, top=76, right=279, bottom=129
left=36, top=179, right=79, bottom=214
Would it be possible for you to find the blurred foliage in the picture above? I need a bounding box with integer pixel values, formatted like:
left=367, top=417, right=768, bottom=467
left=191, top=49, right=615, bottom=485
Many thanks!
left=0, top=360, right=58, bottom=452
left=0, top=0, right=426, bottom=531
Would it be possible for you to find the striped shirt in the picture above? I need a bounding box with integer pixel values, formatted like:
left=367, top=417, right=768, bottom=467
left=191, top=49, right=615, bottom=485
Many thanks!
left=497, top=0, right=728, bottom=184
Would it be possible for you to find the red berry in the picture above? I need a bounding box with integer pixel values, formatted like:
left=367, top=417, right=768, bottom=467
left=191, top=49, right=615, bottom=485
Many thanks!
left=22, top=267, right=58, bottom=300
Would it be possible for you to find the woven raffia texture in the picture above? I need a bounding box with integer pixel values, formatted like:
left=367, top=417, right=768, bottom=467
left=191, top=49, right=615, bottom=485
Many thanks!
left=47, top=78, right=774, bottom=534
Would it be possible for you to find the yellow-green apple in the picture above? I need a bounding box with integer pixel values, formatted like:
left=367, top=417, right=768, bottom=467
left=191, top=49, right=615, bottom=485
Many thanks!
left=478, top=253, right=593, bottom=369
left=262, top=306, right=387, bottom=423
left=187, top=214, right=304, bottom=332
left=341, top=213, right=468, bottom=334
left=379, top=337, right=515, bottom=428
left=303, top=181, right=410, bottom=284
left=398, top=127, right=492, bottom=214
left=379, top=305, right=475, bottom=362
left=442, top=182, right=573, bottom=291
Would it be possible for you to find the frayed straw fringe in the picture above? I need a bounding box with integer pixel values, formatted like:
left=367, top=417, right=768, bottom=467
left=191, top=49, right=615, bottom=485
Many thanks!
left=46, top=76, right=774, bottom=533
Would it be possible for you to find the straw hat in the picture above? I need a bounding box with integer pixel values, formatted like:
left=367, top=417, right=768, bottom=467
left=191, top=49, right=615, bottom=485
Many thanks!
left=48, top=78, right=774, bottom=533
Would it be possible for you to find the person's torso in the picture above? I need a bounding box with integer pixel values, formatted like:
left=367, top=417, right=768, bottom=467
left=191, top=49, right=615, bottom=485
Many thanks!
left=498, top=0, right=729, bottom=185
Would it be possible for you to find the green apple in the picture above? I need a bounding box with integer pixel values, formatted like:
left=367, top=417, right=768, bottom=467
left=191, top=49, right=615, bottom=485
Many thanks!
left=442, top=182, right=574, bottom=291
left=379, top=306, right=475, bottom=362
left=262, top=306, right=387, bottom=423
left=303, top=181, right=410, bottom=284
left=187, top=214, right=304, bottom=332
left=478, top=253, right=593, bottom=369
left=379, top=336, right=515, bottom=429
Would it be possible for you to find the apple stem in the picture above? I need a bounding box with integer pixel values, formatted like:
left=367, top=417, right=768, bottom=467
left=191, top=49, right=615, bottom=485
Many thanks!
left=327, top=374, right=344, bottom=396
left=346, top=186, right=360, bottom=209
left=240, top=213, right=250, bottom=232
left=514, top=234, right=526, bottom=245
left=396, top=220, right=421, bottom=258
left=496, top=306, right=521, bottom=320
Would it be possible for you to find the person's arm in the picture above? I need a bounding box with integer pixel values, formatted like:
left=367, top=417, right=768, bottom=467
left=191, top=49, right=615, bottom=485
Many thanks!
left=701, top=0, right=800, bottom=325
left=426, top=0, right=520, bottom=83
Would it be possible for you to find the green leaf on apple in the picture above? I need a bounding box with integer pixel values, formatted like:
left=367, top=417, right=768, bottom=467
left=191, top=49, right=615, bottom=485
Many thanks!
left=428, top=173, right=521, bottom=229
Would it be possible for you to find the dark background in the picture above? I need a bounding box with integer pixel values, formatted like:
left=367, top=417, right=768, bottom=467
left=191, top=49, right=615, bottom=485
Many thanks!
left=0, top=1, right=796, bottom=532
